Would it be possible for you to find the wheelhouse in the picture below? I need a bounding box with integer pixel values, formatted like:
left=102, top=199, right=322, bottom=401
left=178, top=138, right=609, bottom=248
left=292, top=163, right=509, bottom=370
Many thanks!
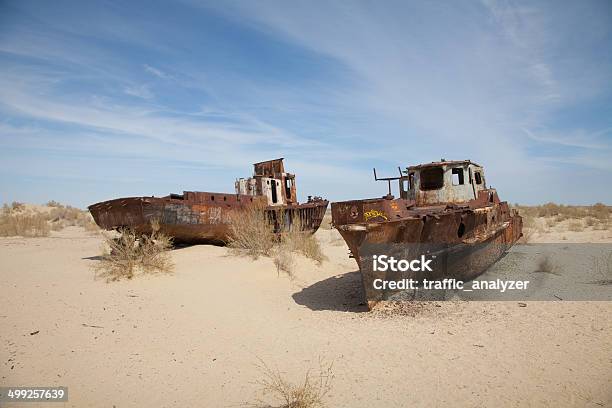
left=400, top=160, right=487, bottom=205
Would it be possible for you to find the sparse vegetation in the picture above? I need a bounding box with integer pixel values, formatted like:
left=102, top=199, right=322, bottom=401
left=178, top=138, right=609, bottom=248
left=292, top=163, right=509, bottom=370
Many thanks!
left=0, top=201, right=98, bottom=237
left=273, top=244, right=295, bottom=277
left=0, top=212, right=51, bottom=237
left=515, top=203, right=610, bottom=221
left=567, top=220, right=584, bottom=232
left=94, top=222, right=173, bottom=281
left=512, top=203, right=612, bottom=242
left=250, top=358, right=334, bottom=408
left=279, top=217, right=326, bottom=264
left=591, top=251, right=612, bottom=285
left=227, top=203, right=276, bottom=258
left=228, top=205, right=326, bottom=276
left=535, top=254, right=559, bottom=275
left=47, top=203, right=98, bottom=231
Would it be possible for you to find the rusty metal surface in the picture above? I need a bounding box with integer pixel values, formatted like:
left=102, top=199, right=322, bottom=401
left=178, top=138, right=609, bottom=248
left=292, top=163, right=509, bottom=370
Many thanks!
left=89, top=159, right=328, bottom=244
left=331, top=159, right=522, bottom=309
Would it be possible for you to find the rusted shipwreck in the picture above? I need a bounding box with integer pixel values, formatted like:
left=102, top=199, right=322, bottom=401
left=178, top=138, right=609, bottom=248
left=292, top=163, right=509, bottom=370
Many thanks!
left=89, top=159, right=328, bottom=244
left=331, top=160, right=522, bottom=308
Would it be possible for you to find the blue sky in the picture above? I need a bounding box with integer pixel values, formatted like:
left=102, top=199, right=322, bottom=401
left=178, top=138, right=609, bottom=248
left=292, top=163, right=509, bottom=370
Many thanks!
left=0, top=0, right=611, bottom=208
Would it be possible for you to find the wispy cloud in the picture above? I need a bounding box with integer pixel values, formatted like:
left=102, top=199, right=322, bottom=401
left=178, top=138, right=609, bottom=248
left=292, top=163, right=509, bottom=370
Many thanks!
left=123, top=84, right=154, bottom=100
left=0, top=0, right=611, bottom=206
left=144, top=64, right=170, bottom=79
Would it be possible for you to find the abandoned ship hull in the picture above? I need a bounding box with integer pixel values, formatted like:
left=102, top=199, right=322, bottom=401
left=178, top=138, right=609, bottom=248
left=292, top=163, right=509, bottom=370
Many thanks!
left=89, top=194, right=328, bottom=244
left=333, top=195, right=523, bottom=308
left=339, top=215, right=522, bottom=306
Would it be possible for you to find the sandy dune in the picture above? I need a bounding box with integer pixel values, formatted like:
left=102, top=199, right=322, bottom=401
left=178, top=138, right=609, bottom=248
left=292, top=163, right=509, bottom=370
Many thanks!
left=1, top=226, right=611, bottom=407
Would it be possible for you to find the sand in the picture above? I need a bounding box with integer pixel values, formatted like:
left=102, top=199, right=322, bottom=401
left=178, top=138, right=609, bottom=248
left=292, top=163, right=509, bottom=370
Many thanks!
left=1, top=226, right=611, bottom=407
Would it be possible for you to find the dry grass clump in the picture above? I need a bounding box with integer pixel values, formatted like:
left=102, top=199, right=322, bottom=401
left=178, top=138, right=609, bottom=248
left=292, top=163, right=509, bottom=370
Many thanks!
left=11, top=201, right=25, bottom=211
left=228, top=205, right=326, bottom=276
left=94, top=222, right=173, bottom=281
left=47, top=202, right=98, bottom=231
left=590, top=203, right=611, bottom=221
left=514, top=203, right=611, bottom=222
left=567, top=220, right=584, bottom=232
left=280, top=219, right=326, bottom=264
left=0, top=200, right=98, bottom=237
left=0, top=211, right=50, bottom=237
left=273, top=244, right=295, bottom=277
left=227, top=203, right=275, bottom=258
left=272, top=217, right=327, bottom=275
left=250, top=358, right=334, bottom=408
left=534, top=254, right=559, bottom=275
left=591, top=251, right=612, bottom=285
left=513, top=203, right=612, bottom=238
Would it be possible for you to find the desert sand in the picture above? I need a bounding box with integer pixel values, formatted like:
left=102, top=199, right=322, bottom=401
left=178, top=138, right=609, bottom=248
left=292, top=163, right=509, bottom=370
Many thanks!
left=1, top=225, right=611, bottom=407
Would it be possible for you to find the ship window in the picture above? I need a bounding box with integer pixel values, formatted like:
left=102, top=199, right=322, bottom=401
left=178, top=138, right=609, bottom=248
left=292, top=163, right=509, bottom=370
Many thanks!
left=475, top=171, right=482, bottom=185
left=271, top=180, right=278, bottom=204
left=452, top=168, right=464, bottom=185
left=457, top=222, right=465, bottom=238
left=285, top=178, right=292, bottom=199
left=420, top=167, right=444, bottom=190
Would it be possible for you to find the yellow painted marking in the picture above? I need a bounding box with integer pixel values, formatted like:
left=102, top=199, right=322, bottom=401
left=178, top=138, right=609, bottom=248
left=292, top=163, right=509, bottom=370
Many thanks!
left=364, top=209, right=388, bottom=221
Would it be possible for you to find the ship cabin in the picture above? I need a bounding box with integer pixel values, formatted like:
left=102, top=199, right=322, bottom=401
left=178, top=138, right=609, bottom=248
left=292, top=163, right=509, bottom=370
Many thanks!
left=235, top=158, right=297, bottom=207
left=400, top=160, right=489, bottom=206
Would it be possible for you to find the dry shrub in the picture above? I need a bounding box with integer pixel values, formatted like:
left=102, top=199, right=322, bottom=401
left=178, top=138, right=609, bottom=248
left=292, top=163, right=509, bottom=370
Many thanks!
left=227, top=203, right=275, bottom=258
left=228, top=206, right=326, bottom=276
left=589, top=203, right=610, bottom=221
left=567, top=220, right=584, bottom=232
left=591, top=251, right=612, bottom=285
left=273, top=244, right=295, bottom=277
left=0, top=201, right=98, bottom=236
left=585, top=217, right=596, bottom=227
left=251, top=358, right=334, bottom=408
left=535, top=254, right=559, bottom=275
left=0, top=212, right=50, bottom=237
left=94, top=224, right=173, bottom=281
left=516, top=203, right=609, bottom=221
left=280, top=216, right=326, bottom=264
left=48, top=204, right=98, bottom=231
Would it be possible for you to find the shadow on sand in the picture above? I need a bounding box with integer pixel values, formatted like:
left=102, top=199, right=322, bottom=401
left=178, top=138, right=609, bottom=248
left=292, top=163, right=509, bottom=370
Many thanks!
left=292, top=271, right=368, bottom=312
left=82, top=255, right=104, bottom=261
